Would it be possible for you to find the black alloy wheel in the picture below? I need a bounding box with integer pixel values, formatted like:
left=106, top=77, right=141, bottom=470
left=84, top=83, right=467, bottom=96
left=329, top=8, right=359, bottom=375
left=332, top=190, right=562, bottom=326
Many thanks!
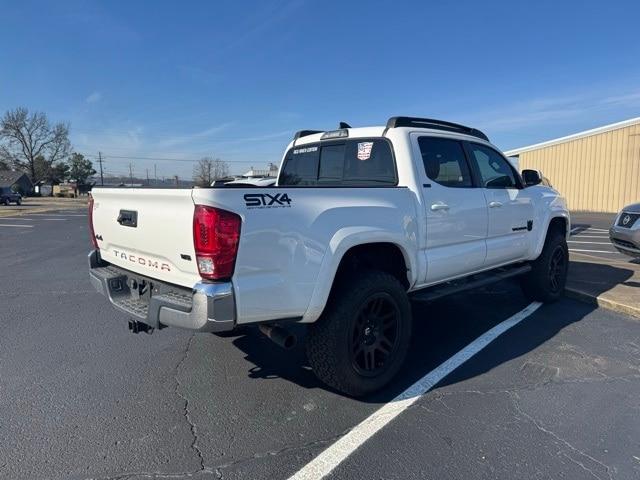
left=350, top=293, right=401, bottom=377
left=548, top=246, right=566, bottom=293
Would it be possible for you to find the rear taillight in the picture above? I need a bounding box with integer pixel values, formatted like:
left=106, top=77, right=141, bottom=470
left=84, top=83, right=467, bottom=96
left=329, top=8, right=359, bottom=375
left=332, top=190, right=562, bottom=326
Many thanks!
left=88, top=196, right=99, bottom=249
left=193, top=205, right=241, bottom=280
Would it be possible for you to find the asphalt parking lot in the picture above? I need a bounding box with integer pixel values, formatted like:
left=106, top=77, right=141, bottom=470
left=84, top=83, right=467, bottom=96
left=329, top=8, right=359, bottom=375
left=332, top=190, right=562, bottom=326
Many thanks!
left=569, top=211, right=630, bottom=262
left=1, top=210, right=639, bottom=480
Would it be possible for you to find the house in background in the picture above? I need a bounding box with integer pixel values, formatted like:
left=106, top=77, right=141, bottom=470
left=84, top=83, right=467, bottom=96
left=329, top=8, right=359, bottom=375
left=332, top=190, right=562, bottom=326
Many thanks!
left=0, top=170, right=33, bottom=195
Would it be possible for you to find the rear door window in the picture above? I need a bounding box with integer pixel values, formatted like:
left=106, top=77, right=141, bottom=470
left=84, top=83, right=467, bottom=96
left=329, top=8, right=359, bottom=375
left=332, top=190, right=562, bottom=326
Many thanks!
left=279, top=139, right=396, bottom=186
left=417, top=136, right=473, bottom=188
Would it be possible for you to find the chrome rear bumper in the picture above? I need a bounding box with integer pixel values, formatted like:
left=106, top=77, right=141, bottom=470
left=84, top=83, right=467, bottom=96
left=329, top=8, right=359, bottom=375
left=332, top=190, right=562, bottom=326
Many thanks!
left=88, top=250, right=235, bottom=332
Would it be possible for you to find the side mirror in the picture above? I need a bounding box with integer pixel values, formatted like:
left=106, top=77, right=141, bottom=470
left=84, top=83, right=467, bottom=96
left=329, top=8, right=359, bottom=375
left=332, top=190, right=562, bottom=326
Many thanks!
left=522, top=169, right=542, bottom=187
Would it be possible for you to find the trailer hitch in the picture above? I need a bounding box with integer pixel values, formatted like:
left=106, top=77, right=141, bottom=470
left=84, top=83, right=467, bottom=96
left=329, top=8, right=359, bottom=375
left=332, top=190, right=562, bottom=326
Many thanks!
left=128, top=320, right=154, bottom=335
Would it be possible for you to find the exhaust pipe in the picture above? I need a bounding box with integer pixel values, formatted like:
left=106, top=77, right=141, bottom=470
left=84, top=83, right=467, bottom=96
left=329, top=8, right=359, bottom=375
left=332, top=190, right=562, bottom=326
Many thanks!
left=259, top=324, right=296, bottom=350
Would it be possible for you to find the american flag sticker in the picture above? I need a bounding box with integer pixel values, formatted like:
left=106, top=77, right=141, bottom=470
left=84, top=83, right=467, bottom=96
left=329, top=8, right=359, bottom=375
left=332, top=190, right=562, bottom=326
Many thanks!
left=357, top=142, right=373, bottom=161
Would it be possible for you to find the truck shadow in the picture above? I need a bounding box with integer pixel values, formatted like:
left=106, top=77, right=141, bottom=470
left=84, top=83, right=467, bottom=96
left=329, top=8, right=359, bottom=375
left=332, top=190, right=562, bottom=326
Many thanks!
left=229, top=270, right=632, bottom=401
left=229, top=324, right=320, bottom=389
left=568, top=260, right=638, bottom=298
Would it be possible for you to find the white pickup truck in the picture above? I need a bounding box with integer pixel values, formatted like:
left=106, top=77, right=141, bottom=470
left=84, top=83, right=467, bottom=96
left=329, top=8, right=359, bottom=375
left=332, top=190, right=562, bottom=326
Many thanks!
left=88, top=117, right=570, bottom=396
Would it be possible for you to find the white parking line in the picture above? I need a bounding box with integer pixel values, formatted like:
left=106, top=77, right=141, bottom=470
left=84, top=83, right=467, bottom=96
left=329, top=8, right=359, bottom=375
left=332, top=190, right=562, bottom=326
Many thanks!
left=27, top=213, right=85, bottom=217
left=0, top=217, right=66, bottom=221
left=288, top=302, right=543, bottom=480
left=568, top=241, right=612, bottom=245
left=584, top=227, right=609, bottom=232
left=569, top=248, right=618, bottom=254
left=0, top=224, right=34, bottom=228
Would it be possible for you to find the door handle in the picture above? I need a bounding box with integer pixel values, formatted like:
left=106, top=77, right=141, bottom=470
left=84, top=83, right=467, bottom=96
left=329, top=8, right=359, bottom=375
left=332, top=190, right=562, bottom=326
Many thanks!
left=430, top=203, right=450, bottom=211
left=488, top=201, right=503, bottom=208
left=117, top=210, right=138, bottom=227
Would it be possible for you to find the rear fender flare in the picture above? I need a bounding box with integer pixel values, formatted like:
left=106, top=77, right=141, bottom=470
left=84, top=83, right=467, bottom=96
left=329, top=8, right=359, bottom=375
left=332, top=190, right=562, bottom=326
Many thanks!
left=301, top=227, right=416, bottom=323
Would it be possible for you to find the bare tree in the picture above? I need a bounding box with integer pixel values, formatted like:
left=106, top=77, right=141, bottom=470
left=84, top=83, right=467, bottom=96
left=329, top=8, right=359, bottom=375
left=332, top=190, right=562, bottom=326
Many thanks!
left=193, top=157, right=213, bottom=186
left=213, top=158, right=230, bottom=180
left=0, top=107, right=71, bottom=182
left=193, top=157, right=230, bottom=186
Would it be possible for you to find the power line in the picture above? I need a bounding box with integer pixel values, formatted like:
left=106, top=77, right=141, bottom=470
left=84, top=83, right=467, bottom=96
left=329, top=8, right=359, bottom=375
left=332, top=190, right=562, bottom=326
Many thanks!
left=86, top=154, right=261, bottom=164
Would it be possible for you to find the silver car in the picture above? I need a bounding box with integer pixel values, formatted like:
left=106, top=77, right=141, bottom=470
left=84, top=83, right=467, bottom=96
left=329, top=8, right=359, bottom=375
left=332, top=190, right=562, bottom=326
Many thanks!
left=610, top=203, right=640, bottom=258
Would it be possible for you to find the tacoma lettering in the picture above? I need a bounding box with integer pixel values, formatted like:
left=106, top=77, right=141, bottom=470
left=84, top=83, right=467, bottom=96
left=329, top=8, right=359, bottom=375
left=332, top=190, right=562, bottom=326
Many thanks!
left=112, top=250, right=170, bottom=271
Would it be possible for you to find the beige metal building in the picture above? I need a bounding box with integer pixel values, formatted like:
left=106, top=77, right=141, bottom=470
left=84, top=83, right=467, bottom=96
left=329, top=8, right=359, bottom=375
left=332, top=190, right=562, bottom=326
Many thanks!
left=504, top=117, right=640, bottom=213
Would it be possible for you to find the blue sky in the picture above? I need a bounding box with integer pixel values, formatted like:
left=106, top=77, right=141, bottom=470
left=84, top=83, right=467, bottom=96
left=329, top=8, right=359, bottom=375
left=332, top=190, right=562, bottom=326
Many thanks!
left=1, top=0, right=639, bottom=179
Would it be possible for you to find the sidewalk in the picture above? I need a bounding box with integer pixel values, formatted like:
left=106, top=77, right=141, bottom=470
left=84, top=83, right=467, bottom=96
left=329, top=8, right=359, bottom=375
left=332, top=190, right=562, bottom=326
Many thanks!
left=566, top=252, right=640, bottom=319
left=0, top=196, right=88, bottom=217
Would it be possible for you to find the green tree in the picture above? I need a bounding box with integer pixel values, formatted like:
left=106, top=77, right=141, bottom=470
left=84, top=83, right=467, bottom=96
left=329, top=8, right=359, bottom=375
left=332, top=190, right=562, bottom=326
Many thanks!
left=67, top=153, right=96, bottom=184
left=35, top=155, right=69, bottom=190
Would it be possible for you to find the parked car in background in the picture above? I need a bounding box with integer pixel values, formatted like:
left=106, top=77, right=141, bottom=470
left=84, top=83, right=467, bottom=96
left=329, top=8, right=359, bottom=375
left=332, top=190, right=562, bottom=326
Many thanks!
left=222, top=177, right=277, bottom=187
left=610, top=203, right=640, bottom=258
left=0, top=188, right=22, bottom=205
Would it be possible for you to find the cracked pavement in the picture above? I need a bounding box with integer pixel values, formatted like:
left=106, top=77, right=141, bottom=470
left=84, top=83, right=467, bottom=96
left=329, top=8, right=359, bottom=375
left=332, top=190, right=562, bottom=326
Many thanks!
left=1, top=212, right=639, bottom=479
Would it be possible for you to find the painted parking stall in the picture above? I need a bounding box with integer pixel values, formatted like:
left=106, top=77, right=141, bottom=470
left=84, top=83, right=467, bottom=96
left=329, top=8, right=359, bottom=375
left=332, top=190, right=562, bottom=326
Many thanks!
left=568, top=226, right=623, bottom=258
left=289, top=303, right=542, bottom=480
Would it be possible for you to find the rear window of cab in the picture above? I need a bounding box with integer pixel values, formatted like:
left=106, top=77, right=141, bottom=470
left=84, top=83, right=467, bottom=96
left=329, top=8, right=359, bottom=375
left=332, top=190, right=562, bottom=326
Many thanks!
left=279, top=138, right=397, bottom=186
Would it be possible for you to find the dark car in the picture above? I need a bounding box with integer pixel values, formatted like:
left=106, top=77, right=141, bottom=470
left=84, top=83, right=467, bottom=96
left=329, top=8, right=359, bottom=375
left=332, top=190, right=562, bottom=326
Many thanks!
left=0, top=188, right=22, bottom=205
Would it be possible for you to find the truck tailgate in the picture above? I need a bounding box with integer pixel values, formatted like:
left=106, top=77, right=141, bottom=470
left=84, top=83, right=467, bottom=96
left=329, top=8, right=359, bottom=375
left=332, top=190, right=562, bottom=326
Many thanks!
left=91, top=188, right=200, bottom=288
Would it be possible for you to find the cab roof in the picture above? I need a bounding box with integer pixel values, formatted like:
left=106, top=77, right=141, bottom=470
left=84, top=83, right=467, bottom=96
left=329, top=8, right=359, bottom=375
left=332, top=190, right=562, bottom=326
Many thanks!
left=290, top=116, right=489, bottom=148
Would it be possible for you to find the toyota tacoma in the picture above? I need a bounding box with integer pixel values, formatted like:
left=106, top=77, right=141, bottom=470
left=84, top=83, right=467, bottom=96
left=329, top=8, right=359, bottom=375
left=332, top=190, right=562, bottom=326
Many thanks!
left=88, top=117, right=570, bottom=396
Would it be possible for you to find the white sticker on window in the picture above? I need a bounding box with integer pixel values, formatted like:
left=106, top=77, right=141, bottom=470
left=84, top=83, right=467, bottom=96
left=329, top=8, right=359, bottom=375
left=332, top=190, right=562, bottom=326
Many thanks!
left=293, top=146, right=318, bottom=154
left=357, top=142, right=373, bottom=161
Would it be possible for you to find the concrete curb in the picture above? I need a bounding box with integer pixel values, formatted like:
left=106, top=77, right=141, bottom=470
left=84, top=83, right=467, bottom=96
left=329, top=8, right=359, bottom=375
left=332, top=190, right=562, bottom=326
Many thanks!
left=565, top=287, right=640, bottom=320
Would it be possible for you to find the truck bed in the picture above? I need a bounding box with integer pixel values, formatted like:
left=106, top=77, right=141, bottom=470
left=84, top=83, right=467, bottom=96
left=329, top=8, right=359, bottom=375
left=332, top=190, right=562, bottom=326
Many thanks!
left=90, top=185, right=419, bottom=324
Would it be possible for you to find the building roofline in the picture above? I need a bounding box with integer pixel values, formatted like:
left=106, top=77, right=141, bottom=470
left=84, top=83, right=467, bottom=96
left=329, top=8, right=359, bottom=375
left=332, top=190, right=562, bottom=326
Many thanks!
left=504, top=116, right=640, bottom=156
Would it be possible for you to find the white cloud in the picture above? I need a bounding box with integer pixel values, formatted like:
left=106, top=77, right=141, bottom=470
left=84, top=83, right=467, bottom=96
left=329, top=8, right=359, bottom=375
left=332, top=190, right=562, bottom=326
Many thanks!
left=85, top=92, right=102, bottom=104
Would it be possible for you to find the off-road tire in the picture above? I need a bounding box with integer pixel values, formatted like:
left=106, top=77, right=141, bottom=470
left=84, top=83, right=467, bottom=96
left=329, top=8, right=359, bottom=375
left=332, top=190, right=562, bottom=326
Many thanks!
left=520, top=232, right=568, bottom=303
left=306, top=270, right=412, bottom=397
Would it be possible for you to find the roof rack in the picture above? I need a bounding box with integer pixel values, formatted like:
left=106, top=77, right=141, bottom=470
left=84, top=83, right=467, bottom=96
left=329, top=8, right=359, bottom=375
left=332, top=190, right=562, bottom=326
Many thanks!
left=386, top=116, right=489, bottom=141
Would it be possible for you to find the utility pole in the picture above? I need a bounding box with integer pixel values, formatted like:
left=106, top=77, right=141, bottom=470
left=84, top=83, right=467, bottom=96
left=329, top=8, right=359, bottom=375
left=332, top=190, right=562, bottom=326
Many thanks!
left=154, top=164, right=157, bottom=184
left=98, top=152, right=104, bottom=186
left=146, top=168, right=150, bottom=185
left=129, top=163, right=134, bottom=186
